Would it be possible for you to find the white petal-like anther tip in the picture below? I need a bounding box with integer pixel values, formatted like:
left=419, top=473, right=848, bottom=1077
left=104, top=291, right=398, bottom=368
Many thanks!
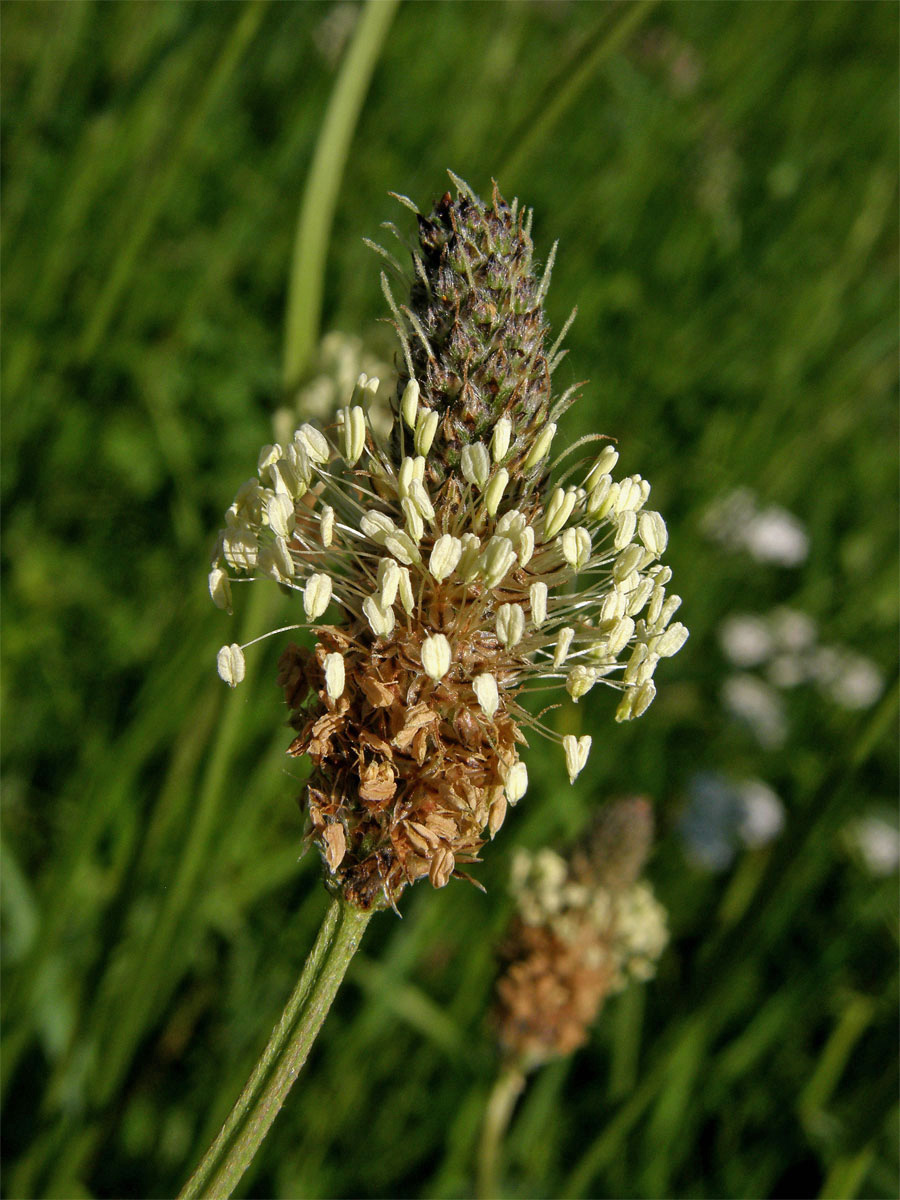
left=217, top=643, right=245, bottom=688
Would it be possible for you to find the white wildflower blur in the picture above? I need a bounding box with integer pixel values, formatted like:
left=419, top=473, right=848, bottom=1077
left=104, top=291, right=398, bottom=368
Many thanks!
left=702, top=487, right=809, bottom=566
left=679, top=771, right=786, bottom=872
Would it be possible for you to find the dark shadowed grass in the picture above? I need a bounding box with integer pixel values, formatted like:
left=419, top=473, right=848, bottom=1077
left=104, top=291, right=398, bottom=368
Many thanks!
left=2, top=2, right=897, bottom=1197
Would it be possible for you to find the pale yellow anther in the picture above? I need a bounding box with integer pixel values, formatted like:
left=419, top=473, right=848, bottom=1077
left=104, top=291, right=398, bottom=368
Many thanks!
left=414, top=408, right=439, bottom=456
left=377, top=558, right=401, bottom=607
left=639, top=511, right=668, bottom=558
left=600, top=589, right=627, bottom=623
left=484, top=468, right=509, bottom=517
left=217, top=643, right=246, bottom=688
left=516, top=525, right=535, bottom=567
left=401, top=378, right=420, bottom=430
left=562, top=734, right=592, bottom=783
left=553, top=627, right=575, bottom=668
left=566, top=665, right=599, bottom=701
left=457, top=532, right=482, bottom=581
left=616, top=679, right=656, bottom=723
left=209, top=568, right=232, bottom=612
left=258, top=536, right=295, bottom=583
left=544, top=487, right=577, bottom=539
left=397, top=567, right=414, bottom=613
left=585, top=445, right=619, bottom=488
left=492, top=417, right=512, bottom=463
left=297, top=423, right=329, bottom=465
left=339, top=405, right=367, bottom=466
left=360, top=510, right=396, bottom=544
left=614, top=510, right=637, bottom=551
left=497, top=510, right=525, bottom=537
left=656, top=621, right=689, bottom=658
left=408, top=478, right=435, bottom=521
left=257, top=444, right=282, bottom=474
left=266, top=491, right=295, bottom=540
left=523, top=422, right=557, bottom=471
left=607, top=614, right=636, bottom=656
left=613, top=544, right=645, bottom=581
left=385, top=530, right=421, bottom=565
left=222, top=527, right=258, bottom=572
left=422, top=632, right=451, bottom=681
left=624, top=642, right=650, bottom=685
left=496, top=603, right=525, bottom=649
left=401, top=497, right=424, bottom=542
left=324, top=652, right=345, bottom=700
left=561, top=526, right=591, bottom=569
left=587, top=477, right=616, bottom=518
left=398, top=457, right=416, bottom=497
left=505, top=761, right=528, bottom=804
left=363, top=595, right=395, bottom=638
left=320, top=505, right=335, bottom=548
left=530, top=581, right=548, bottom=628
left=304, top=573, right=332, bottom=620
left=480, top=534, right=516, bottom=589
left=429, top=534, right=462, bottom=583
left=626, top=575, right=656, bottom=617
left=461, top=443, right=491, bottom=489
left=473, top=672, right=500, bottom=718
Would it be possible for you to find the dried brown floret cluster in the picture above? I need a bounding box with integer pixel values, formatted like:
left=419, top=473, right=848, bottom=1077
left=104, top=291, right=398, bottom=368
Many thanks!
left=211, top=175, right=688, bottom=911
left=493, top=798, right=668, bottom=1067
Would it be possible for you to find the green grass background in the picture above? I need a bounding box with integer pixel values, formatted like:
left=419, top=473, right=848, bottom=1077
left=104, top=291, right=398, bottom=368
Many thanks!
left=2, top=2, right=897, bottom=1197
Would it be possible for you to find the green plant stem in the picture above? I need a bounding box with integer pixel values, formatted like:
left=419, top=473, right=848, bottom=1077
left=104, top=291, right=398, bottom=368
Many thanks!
left=282, top=0, right=400, bottom=391
left=179, top=896, right=373, bottom=1200
left=477, top=1062, right=526, bottom=1200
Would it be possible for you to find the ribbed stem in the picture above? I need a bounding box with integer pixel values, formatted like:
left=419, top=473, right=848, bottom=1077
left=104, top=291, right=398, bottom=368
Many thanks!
left=179, top=897, right=373, bottom=1200
left=477, top=1062, right=526, bottom=1200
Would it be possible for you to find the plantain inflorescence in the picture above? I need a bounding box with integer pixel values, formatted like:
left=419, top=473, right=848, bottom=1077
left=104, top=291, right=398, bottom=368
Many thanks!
left=210, top=175, right=688, bottom=911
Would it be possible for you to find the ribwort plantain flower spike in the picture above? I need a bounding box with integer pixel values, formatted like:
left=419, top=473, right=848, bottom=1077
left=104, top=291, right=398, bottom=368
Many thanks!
left=210, top=175, right=687, bottom=911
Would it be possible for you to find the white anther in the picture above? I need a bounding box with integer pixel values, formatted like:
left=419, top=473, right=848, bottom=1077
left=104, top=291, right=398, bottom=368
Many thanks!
left=257, top=444, right=282, bottom=474
left=496, top=603, right=525, bottom=649
left=480, top=535, right=517, bottom=589
left=401, top=497, right=424, bottom=542
left=614, top=510, right=637, bottom=551
left=484, top=468, right=509, bottom=517
left=600, top=589, right=627, bottom=623
left=562, top=734, right=592, bottom=784
left=624, top=642, right=650, bottom=685
left=492, top=417, right=512, bottom=463
left=566, top=665, right=599, bottom=701
left=320, top=505, right=335, bottom=548
left=401, top=378, right=420, bottom=429
left=457, top=532, right=482, bottom=581
left=616, top=679, right=656, bottom=723
left=523, top=422, right=557, bottom=471
left=222, top=527, right=258, bottom=572
left=543, top=486, right=577, bottom=539
left=429, top=534, right=462, bottom=583
left=422, top=633, right=451, bottom=681
left=397, top=567, right=414, bottom=613
left=639, top=511, right=668, bottom=558
left=658, top=594, right=683, bottom=629
left=296, top=423, right=329, bottom=465
left=338, top=405, right=367, bottom=466
left=587, top=477, right=615, bottom=518
left=414, top=408, right=439, bottom=456
left=385, top=530, right=421, bottom=565
left=217, top=643, right=245, bottom=688
left=530, top=582, right=548, bottom=628
left=258, top=536, right=295, bottom=583
left=586, top=445, right=619, bottom=488
left=304, top=573, right=332, bottom=620
left=409, top=478, right=435, bottom=521
left=516, top=525, right=535, bottom=566
left=208, top=568, right=232, bottom=612
left=505, top=761, right=528, bottom=804
left=607, top=614, right=636, bottom=656
left=398, top=456, right=416, bottom=497
left=561, top=526, right=591, bottom=569
left=473, top=673, right=500, bottom=718
left=615, top=476, right=642, bottom=514
left=613, top=544, right=645, bottom=581
left=497, top=510, right=525, bottom=537
left=461, top=443, right=491, bottom=489
left=656, top=621, right=689, bottom=658
left=377, top=558, right=401, bottom=607
left=626, top=575, right=655, bottom=617
left=553, top=627, right=575, bottom=668
left=324, top=652, right=345, bottom=700
left=265, top=492, right=295, bottom=540
left=360, top=510, right=396, bottom=544
left=363, top=595, right=395, bottom=638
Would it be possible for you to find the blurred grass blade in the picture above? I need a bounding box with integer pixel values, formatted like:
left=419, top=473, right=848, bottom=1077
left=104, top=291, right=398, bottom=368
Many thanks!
left=78, top=1, right=268, bottom=361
